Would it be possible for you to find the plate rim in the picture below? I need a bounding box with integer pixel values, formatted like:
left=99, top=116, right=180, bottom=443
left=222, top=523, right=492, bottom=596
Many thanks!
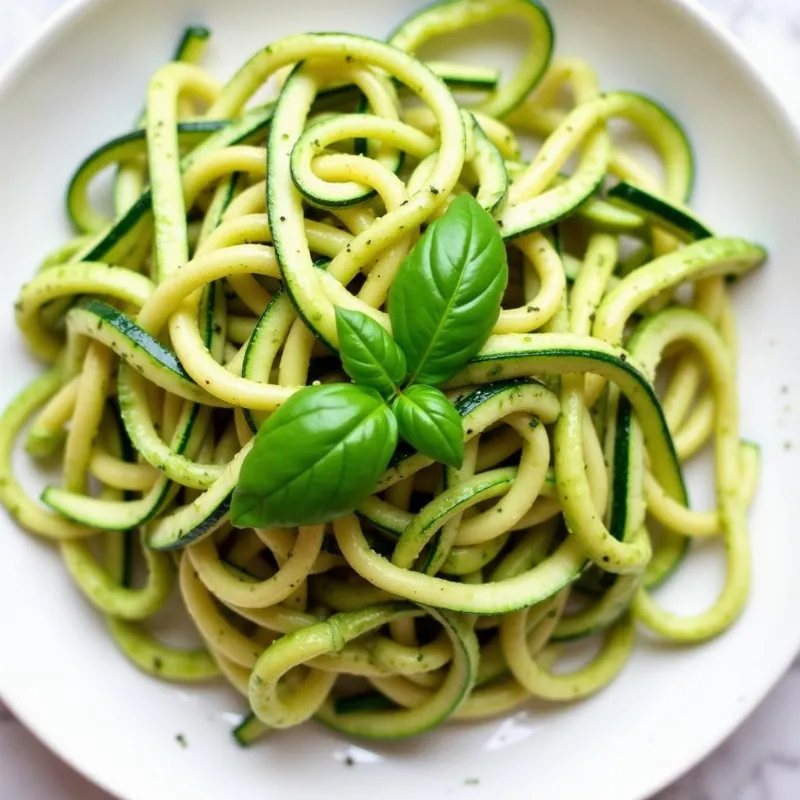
left=0, top=0, right=798, bottom=798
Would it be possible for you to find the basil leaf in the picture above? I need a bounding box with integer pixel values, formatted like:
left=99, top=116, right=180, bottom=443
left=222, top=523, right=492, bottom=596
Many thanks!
left=335, top=308, right=406, bottom=399
left=389, top=192, right=508, bottom=386
left=392, top=385, right=464, bottom=468
left=231, top=383, right=397, bottom=528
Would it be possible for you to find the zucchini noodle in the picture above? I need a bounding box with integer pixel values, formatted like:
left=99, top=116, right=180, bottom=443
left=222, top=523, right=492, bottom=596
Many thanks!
left=0, top=0, right=766, bottom=743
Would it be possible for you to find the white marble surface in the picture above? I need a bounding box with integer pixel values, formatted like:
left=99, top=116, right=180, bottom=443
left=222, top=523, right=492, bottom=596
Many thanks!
left=0, top=0, right=798, bottom=797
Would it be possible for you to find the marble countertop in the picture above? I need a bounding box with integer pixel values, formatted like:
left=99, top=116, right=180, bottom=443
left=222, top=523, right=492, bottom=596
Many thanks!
left=0, top=0, right=799, bottom=797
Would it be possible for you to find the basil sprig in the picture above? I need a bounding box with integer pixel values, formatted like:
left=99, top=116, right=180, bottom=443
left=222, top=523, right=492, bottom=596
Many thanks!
left=231, top=194, right=508, bottom=529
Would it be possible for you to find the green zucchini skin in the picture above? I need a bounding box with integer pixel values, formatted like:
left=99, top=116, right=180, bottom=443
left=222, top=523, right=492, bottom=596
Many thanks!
left=315, top=605, right=479, bottom=738
left=146, top=457, right=241, bottom=551
left=232, top=713, right=270, bottom=747
left=470, top=114, right=509, bottom=214
left=388, top=0, right=555, bottom=118
left=453, top=336, right=687, bottom=507
left=66, top=299, right=225, bottom=407
left=497, top=91, right=696, bottom=239
left=66, top=120, right=229, bottom=233
left=74, top=102, right=280, bottom=264
left=173, top=25, right=212, bottom=61
left=606, top=181, right=713, bottom=242
left=42, top=267, right=228, bottom=531
left=41, top=480, right=175, bottom=531
left=70, top=56, right=497, bottom=256
left=40, top=402, right=209, bottom=531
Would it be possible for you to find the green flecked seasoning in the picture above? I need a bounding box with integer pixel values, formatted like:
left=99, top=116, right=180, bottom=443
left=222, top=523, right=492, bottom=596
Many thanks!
left=0, top=3, right=767, bottom=749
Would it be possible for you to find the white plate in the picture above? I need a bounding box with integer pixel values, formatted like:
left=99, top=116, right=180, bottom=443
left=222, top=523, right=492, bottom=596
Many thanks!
left=0, top=0, right=798, bottom=798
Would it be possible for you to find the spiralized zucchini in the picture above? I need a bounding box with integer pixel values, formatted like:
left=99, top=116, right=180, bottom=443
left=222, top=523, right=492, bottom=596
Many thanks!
left=0, top=0, right=766, bottom=744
